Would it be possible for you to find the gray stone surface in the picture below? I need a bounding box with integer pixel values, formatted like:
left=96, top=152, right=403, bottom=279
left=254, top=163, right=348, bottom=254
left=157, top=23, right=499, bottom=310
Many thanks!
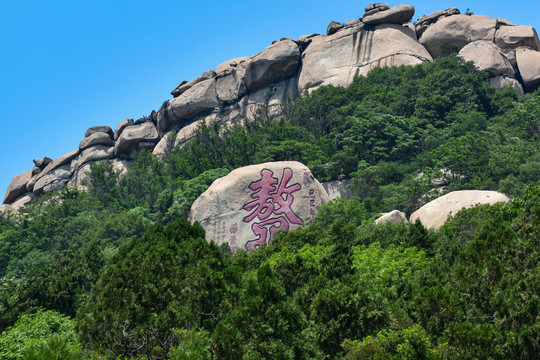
left=114, top=118, right=134, bottom=140
left=375, top=210, right=407, bottom=224
left=33, top=157, right=53, bottom=169
left=516, top=48, right=540, bottom=87
left=298, top=23, right=432, bottom=92
left=153, top=131, right=175, bottom=158
left=189, top=161, right=330, bottom=252
left=419, top=15, right=497, bottom=58
left=321, top=179, right=353, bottom=200
left=115, top=122, right=159, bottom=155
left=27, top=149, right=79, bottom=192
left=458, top=40, right=515, bottom=77
left=327, top=21, right=344, bottom=36
left=362, top=4, right=415, bottom=25
left=3, top=168, right=33, bottom=204
left=84, top=126, right=113, bottom=139
left=79, top=132, right=114, bottom=150
left=495, top=25, right=540, bottom=53
left=157, top=78, right=219, bottom=133
left=244, top=40, right=301, bottom=92
left=33, top=164, right=72, bottom=195
left=171, top=70, right=216, bottom=98
left=11, top=192, right=36, bottom=211
left=489, top=75, right=524, bottom=96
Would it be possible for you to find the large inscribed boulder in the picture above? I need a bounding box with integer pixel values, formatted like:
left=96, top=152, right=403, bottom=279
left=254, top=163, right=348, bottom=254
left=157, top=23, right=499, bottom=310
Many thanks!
left=409, top=190, right=509, bottom=229
left=189, top=161, right=330, bottom=252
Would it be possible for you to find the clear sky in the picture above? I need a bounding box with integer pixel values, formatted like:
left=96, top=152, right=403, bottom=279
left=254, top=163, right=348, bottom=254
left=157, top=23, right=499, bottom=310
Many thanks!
left=1, top=0, right=539, bottom=197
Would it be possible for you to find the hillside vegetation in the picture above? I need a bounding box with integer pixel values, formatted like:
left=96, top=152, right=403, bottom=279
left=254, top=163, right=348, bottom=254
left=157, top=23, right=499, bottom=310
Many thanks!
left=0, top=56, right=538, bottom=359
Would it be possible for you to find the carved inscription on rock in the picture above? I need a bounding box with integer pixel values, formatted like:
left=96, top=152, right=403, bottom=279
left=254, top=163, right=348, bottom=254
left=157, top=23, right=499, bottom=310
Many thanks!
left=189, top=161, right=330, bottom=252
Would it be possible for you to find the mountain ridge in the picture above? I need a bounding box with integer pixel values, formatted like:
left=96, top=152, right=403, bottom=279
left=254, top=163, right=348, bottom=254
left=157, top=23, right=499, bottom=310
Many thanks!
left=2, top=3, right=540, bottom=211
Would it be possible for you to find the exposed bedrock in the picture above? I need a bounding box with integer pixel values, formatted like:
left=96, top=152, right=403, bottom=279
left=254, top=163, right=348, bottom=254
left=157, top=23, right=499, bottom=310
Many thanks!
left=298, top=22, right=432, bottom=92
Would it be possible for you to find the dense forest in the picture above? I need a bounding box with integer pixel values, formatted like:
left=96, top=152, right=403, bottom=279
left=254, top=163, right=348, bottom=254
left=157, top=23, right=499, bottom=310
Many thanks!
left=0, top=56, right=538, bottom=359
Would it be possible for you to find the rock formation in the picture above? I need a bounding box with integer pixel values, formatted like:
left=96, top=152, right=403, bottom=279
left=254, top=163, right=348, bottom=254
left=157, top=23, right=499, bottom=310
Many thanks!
left=2, top=3, right=539, bottom=211
left=409, top=190, right=510, bottom=229
left=189, top=161, right=330, bottom=252
left=375, top=210, right=407, bottom=224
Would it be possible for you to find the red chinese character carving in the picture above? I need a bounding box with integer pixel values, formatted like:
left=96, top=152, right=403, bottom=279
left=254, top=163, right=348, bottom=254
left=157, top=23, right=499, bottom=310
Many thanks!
left=243, top=168, right=302, bottom=251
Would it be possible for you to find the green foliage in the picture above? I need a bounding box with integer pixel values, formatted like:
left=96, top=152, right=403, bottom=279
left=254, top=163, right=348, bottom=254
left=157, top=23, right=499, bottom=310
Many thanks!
left=165, top=168, right=229, bottom=221
left=352, top=242, right=430, bottom=299
left=0, top=55, right=538, bottom=359
left=0, top=309, right=78, bottom=360
left=77, top=219, right=240, bottom=359
left=212, top=264, right=321, bottom=359
left=342, top=324, right=452, bottom=359
left=170, top=329, right=212, bottom=360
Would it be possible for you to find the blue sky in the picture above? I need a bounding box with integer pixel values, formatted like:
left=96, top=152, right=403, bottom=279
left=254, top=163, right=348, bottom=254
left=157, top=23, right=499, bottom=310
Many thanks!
left=1, top=0, right=539, bottom=197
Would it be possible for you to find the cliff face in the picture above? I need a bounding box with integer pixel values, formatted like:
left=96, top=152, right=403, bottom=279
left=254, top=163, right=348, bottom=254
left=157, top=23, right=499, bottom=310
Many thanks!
left=2, top=3, right=540, bottom=211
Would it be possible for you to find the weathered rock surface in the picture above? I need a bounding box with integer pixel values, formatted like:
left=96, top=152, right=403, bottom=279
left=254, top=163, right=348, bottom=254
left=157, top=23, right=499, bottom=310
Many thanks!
left=68, top=163, right=92, bottom=190
left=33, top=164, right=72, bottom=195
left=189, top=161, right=330, bottom=252
left=244, top=40, right=301, bottom=92
left=327, top=21, right=344, bottom=36
left=458, top=41, right=514, bottom=77
left=75, top=145, right=111, bottom=169
left=171, top=70, right=216, bottom=98
left=365, top=3, right=390, bottom=12
left=362, top=4, right=415, bottom=26
left=215, top=57, right=251, bottom=75
left=489, top=75, right=524, bottom=96
left=27, top=149, right=80, bottom=192
left=3, top=169, right=33, bottom=204
left=215, top=63, right=248, bottom=103
left=419, top=15, right=497, bottom=58
left=79, top=132, right=114, bottom=150
left=375, top=210, right=407, bottom=224
left=153, top=131, right=175, bottom=158
left=33, top=157, right=52, bottom=169
left=409, top=190, right=510, bottom=229
left=114, top=118, right=133, bottom=141
left=3, top=6, right=540, bottom=209
left=495, top=25, right=540, bottom=53
left=11, top=192, right=36, bottom=210
left=298, top=23, right=432, bottom=92
left=416, top=8, right=460, bottom=37
left=516, top=48, right=540, bottom=88
left=321, top=179, right=353, bottom=200
left=345, top=19, right=361, bottom=28
left=115, top=122, right=159, bottom=155
left=84, top=126, right=113, bottom=139
left=238, top=77, right=298, bottom=120
left=158, top=79, right=219, bottom=133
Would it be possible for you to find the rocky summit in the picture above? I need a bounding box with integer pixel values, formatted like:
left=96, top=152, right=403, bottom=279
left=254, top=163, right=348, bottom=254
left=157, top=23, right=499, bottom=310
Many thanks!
left=2, top=3, right=540, bottom=215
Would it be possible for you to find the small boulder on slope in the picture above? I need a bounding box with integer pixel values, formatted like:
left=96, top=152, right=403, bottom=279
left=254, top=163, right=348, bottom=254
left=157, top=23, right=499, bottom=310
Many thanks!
left=409, top=190, right=510, bottom=230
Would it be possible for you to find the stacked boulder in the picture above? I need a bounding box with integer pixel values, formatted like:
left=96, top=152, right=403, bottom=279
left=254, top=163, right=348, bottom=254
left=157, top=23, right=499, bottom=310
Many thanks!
left=417, top=8, right=540, bottom=93
left=2, top=3, right=540, bottom=212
